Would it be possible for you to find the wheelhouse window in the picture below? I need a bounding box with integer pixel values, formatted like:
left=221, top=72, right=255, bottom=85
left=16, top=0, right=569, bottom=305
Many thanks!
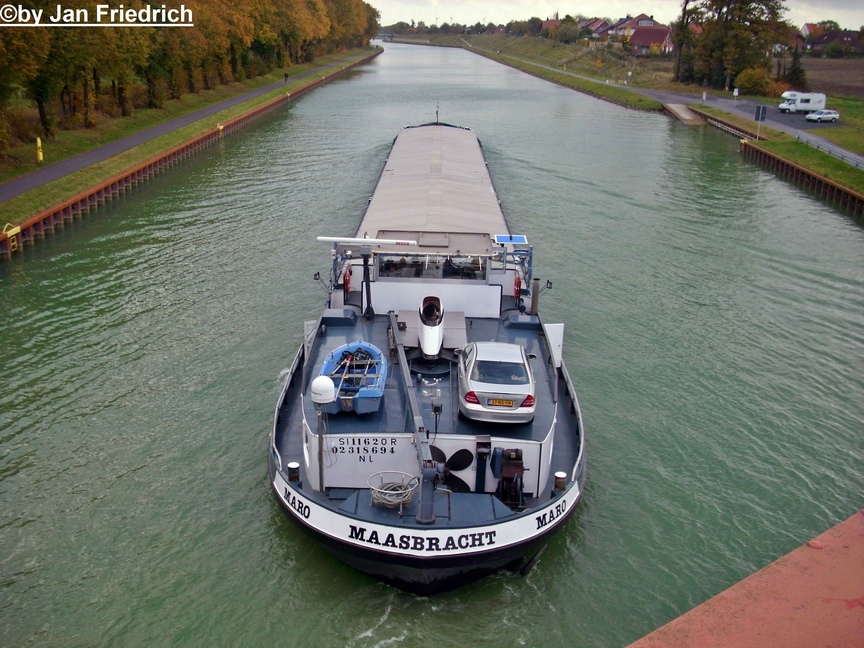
left=377, top=253, right=487, bottom=280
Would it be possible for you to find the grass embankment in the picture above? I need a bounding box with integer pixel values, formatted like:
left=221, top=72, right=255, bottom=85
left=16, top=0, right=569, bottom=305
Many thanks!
left=692, top=105, right=792, bottom=139
left=757, top=141, right=864, bottom=194
left=404, top=34, right=864, bottom=196
left=1, top=48, right=375, bottom=227
left=473, top=51, right=664, bottom=111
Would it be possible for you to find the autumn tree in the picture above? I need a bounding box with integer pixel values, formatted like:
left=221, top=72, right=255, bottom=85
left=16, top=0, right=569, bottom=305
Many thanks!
left=108, top=26, right=153, bottom=116
left=672, top=0, right=703, bottom=82
left=1, top=27, right=50, bottom=144
left=0, top=0, right=378, bottom=151
left=557, top=15, right=581, bottom=44
left=691, top=0, right=787, bottom=90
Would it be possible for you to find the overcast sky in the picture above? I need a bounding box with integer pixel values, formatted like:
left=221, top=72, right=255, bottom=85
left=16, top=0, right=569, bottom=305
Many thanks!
left=372, top=1, right=864, bottom=31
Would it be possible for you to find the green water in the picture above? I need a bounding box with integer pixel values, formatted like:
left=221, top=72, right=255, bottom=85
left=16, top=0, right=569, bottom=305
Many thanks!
left=1, top=43, right=862, bottom=646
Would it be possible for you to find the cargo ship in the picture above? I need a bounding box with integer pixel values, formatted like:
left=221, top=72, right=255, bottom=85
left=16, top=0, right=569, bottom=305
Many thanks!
left=269, top=122, right=586, bottom=594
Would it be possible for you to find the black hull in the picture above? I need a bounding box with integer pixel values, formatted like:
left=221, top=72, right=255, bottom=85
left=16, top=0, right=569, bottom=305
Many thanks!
left=269, top=472, right=583, bottom=595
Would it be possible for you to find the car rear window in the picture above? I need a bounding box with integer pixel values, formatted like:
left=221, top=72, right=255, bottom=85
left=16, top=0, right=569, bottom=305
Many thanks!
left=472, top=361, right=528, bottom=384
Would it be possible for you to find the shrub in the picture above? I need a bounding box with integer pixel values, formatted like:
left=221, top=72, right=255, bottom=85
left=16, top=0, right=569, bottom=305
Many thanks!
left=783, top=47, right=807, bottom=88
left=0, top=112, right=10, bottom=153
left=735, top=67, right=771, bottom=95
left=765, top=81, right=791, bottom=98
left=823, top=42, right=853, bottom=59
left=4, top=107, right=40, bottom=145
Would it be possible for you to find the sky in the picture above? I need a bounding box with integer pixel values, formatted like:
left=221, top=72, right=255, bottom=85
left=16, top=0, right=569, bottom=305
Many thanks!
left=372, top=1, right=864, bottom=31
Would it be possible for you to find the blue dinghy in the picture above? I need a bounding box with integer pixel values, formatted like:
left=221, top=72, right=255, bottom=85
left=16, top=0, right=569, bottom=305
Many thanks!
left=318, top=341, right=387, bottom=414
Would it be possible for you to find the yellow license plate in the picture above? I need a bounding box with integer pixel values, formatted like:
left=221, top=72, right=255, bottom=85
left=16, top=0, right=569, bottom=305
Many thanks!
left=488, top=399, right=513, bottom=407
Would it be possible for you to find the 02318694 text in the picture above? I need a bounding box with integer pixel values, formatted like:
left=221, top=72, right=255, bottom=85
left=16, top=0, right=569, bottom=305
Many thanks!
left=332, top=437, right=397, bottom=456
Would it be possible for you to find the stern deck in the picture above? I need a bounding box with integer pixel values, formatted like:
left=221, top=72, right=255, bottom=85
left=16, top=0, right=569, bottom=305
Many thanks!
left=274, top=308, right=582, bottom=530
left=305, top=314, right=558, bottom=441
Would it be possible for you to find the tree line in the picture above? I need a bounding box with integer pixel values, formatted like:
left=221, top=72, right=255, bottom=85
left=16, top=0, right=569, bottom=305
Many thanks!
left=672, top=0, right=790, bottom=91
left=0, top=0, right=379, bottom=150
left=389, top=0, right=861, bottom=94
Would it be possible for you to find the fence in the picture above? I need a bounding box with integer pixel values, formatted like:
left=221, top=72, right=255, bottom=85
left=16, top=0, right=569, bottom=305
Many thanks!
left=796, top=132, right=864, bottom=170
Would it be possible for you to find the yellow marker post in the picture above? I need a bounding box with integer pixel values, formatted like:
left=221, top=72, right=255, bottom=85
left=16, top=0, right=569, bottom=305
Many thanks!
left=3, top=223, right=21, bottom=253
left=36, top=137, right=43, bottom=163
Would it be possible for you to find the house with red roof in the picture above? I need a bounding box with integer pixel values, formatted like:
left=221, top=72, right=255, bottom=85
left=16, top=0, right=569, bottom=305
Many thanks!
left=578, top=18, right=610, bottom=37
left=800, top=23, right=823, bottom=40
left=598, top=13, right=672, bottom=54
left=628, top=26, right=674, bottom=54
left=603, top=14, right=665, bottom=38
left=541, top=18, right=560, bottom=35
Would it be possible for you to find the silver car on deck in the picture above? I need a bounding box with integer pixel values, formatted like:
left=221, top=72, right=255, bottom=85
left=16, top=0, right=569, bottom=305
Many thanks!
left=457, top=342, right=536, bottom=423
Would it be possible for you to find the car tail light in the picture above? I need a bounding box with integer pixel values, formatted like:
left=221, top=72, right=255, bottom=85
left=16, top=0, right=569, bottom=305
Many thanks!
left=464, top=391, right=480, bottom=404
left=520, top=395, right=535, bottom=408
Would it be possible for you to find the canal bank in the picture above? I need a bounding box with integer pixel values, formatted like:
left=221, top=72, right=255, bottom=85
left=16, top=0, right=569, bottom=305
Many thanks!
left=486, top=49, right=864, bottom=218
left=740, top=139, right=864, bottom=217
left=0, top=48, right=382, bottom=259
left=669, top=107, right=864, bottom=217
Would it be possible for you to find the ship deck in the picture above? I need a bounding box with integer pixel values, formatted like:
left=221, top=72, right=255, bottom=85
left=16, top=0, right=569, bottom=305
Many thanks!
left=271, top=123, right=584, bottom=534
left=273, top=306, right=582, bottom=529
left=307, top=312, right=558, bottom=441
left=356, top=124, right=510, bottom=239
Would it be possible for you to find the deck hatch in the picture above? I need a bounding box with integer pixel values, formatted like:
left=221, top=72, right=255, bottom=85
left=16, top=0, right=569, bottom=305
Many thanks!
left=418, top=232, right=449, bottom=247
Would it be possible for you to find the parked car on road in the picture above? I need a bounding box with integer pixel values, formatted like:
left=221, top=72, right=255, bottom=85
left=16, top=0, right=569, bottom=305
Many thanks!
left=806, top=109, right=840, bottom=123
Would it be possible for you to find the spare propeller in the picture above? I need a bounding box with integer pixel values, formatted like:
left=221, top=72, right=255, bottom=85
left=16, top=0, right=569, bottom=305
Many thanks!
left=430, top=446, right=474, bottom=493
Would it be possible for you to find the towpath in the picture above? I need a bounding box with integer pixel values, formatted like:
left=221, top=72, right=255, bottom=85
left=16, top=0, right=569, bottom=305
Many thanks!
left=0, top=50, right=377, bottom=204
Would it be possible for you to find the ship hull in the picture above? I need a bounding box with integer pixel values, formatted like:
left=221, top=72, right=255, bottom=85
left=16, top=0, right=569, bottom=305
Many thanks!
left=270, top=458, right=584, bottom=595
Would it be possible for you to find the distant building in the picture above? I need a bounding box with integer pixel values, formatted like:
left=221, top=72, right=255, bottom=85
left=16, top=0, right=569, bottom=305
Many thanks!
left=799, top=23, right=823, bottom=40
left=577, top=18, right=610, bottom=37
left=806, top=30, right=862, bottom=54
left=603, top=14, right=665, bottom=38
left=596, top=14, right=672, bottom=54
left=628, top=26, right=674, bottom=55
left=541, top=19, right=560, bottom=34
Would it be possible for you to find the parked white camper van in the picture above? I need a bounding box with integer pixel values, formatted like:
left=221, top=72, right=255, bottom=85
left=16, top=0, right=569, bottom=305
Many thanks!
left=778, top=91, right=826, bottom=113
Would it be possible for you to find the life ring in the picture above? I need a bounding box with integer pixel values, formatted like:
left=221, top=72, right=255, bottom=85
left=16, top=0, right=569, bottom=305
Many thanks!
left=344, top=266, right=351, bottom=294
left=513, top=274, right=520, bottom=299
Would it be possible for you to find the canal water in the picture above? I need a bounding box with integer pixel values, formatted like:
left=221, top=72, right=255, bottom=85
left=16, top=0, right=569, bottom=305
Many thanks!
left=1, top=42, right=862, bottom=646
